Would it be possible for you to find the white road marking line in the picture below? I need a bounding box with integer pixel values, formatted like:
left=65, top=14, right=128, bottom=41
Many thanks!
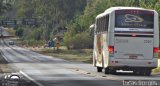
left=19, top=70, right=44, bottom=86
left=0, top=50, right=10, bottom=62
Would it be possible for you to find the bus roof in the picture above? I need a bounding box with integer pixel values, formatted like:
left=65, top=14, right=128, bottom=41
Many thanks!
left=96, top=7, right=155, bottom=19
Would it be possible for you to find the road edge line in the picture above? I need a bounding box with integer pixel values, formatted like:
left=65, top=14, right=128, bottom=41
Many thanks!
left=19, top=70, right=44, bottom=86
left=0, top=48, right=10, bottom=62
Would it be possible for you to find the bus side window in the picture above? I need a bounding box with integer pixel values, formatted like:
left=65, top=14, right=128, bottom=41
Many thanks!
left=104, top=16, right=106, bottom=32
left=101, top=17, right=104, bottom=32
left=102, top=17, right=104, bottom=32
left=97, top=19, right=99, bottom=33
left=106, top=15, right=109, bottom=31
left=100, top=18, right=103, bottom=33
left=97, top=19, right=100, bottom=33
left=96, top=19, right=98, bottom=34
left=95, top=20, right=98, bottom=34
left=99, top=18, right=102, bottom=33
left=103, top=16, right=106, bottom=32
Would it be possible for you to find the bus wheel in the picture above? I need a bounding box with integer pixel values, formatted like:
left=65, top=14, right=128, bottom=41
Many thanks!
left=110, top=69, right=116, bottom=74
left=97, top=67, right=103, bottom=72
left=104, top=68, right=110, bottom=74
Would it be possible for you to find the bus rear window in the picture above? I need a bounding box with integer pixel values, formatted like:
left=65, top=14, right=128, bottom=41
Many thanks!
left=115, top=10, right=154, bottom=28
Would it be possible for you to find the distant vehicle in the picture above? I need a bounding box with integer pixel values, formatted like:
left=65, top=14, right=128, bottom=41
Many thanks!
left=93, top=7, right=159, bottom=76
left=9, top=41, right=14, bottom=45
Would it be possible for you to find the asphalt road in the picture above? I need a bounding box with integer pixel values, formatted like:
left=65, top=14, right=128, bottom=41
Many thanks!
left=0, top=29, right=160, bottom=86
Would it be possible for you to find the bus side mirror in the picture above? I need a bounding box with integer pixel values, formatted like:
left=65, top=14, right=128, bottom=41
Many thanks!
left=89, top=24, right=95, bottom=36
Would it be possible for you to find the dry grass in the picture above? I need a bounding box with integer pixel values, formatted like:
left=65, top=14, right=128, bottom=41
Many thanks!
left=4, top=28, right=16, bottom=36
left=35, top=47, right=93, bottom=63
left=0, top=64, right=13, bottom=73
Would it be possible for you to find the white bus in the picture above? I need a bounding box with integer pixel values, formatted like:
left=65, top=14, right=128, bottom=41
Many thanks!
left=93, top=7, right=159, bottom=76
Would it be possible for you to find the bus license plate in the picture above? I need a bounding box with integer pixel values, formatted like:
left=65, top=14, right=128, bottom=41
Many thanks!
left=129, top=56, right=137, bottom=59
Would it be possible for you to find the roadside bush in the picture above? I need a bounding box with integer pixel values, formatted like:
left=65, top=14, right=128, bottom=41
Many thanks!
left=64, top=32, right=93, bottom=49
left=16, top=28, right=24, bottom=37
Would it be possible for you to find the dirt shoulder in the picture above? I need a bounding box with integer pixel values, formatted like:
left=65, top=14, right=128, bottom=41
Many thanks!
left=0, top=55, right=13, bottom=73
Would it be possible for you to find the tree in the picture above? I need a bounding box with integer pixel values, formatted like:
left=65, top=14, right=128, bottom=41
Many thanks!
left=16, top=28, right=23, bottom=37
left=15, top=0, right=87, bottom=43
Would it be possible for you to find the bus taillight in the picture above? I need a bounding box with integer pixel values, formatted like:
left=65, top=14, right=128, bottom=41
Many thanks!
left=108, top=46, right=114, bottom=54
left=154, top=47, right=159, bottom=53
left=154, top=47, right=159, bottom=58
left=132, top=33, right=137, bottom=37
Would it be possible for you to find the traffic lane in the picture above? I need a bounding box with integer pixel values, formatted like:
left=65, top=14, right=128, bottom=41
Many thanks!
left=4, top=39, right=67, bottom=63
left=8, top=63, right=122, bottom=86
left=0, top=40, right=36, bottom=63
left=38, top=79, right=160, bottom=86
left=2, top=38, right=63, bottom=63
left=1, top=40, right=122, bottom=86
left=8, top=62, right=160, bottom=85
left=39, top=80, right=122, bottom=86
left=5, top=60, right=160, bottom=86
left=3, top=54, right=160, bottom=85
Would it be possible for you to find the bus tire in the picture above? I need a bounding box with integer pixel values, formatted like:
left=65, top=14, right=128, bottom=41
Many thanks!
left=97, top=67, right=103, bottom=72
left=110, top=69, right=116, bottom=74
left=104, top=67, right=110, bottom=74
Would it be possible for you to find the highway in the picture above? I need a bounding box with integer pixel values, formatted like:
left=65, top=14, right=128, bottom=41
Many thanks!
left=0, top=29, right=160, bottom=86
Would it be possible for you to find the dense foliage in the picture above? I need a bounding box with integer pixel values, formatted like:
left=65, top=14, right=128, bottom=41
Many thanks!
left=14, top=0, right=87, bottom=44
left=0, top=0, right=13, bottom=17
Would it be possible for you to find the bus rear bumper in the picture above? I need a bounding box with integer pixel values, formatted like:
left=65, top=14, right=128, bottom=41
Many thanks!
left=107, top=58, right=158, bottom=69
left=108, top=66, right=155, bottom=71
